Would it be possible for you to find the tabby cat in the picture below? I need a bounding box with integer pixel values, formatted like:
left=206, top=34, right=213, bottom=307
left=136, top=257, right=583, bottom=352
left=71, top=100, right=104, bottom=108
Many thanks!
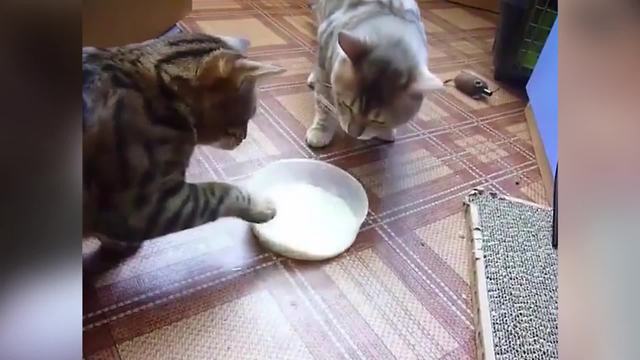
left=306, top=0, right=443, bottom=147
left=83, top=33, right=284, bottom=250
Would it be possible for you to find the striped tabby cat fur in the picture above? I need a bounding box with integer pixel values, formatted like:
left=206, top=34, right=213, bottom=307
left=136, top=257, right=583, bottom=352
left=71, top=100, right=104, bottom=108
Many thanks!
left=307, top=0, right=443, bottom=147
left=83, top=33, right=284, bottom=250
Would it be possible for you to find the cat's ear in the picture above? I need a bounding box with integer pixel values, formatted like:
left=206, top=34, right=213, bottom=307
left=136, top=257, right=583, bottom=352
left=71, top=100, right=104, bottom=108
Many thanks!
left=196, top=50, right=245, bottom=86
left=410, top=67, right=444, bottom=93
left=233, top=59, right=286, bottom=83
left=172, top=76, right=196, bottom=97
left=218, top=35, right=251, bottom=54
left=338, top=31, right=370, bottom=64
left=196, top=50, right=284, bottom=86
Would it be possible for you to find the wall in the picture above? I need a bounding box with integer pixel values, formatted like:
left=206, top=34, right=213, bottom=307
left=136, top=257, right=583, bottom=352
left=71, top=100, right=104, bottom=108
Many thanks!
left=526, top=18, right=558, bottom=174
left=83, top=0, right=192, bottom=47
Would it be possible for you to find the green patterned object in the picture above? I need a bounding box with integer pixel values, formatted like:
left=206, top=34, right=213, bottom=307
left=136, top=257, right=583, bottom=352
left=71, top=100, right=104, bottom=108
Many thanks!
left=517, top=1, right=557, bottom=70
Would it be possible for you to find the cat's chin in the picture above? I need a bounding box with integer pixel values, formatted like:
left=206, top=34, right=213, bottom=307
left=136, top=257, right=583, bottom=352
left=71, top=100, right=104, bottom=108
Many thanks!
left=211, top=138, right=243, bottom=150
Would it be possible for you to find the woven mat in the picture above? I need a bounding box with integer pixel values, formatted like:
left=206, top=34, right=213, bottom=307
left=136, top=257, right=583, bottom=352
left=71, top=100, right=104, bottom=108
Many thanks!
left=465, top=189, right=558, bottom=360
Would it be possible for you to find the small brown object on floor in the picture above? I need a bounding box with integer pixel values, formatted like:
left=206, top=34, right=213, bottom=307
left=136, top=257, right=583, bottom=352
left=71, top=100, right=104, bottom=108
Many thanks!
left=449, top=70, right=494, bottom=99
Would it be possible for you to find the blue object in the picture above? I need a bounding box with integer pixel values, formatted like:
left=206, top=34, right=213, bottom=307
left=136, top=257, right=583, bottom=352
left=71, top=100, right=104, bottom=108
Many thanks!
left=526, top=18, right=558, bottom=174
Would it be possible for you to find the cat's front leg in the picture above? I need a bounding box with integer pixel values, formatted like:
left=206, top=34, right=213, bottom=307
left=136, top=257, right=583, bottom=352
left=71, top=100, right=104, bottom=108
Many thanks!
left=306, top=81, right=337, bottom=148
left=129, top=182, right=276, bottom=241
left=213, top=183, right=276, bottom=223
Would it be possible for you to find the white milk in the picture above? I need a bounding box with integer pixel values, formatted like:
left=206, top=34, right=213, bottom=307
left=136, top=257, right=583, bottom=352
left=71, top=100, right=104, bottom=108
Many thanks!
left=252, top=183, right=359, bottom=260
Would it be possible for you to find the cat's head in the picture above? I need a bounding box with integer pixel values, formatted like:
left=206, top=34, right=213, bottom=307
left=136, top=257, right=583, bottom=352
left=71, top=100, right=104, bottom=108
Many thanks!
left=331, top=31, right=443, bottom=137
left=175, top=37, right=284, bottom=149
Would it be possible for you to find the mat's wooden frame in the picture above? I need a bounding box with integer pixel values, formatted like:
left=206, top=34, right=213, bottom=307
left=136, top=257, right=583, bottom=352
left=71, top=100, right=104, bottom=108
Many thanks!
left=464, top=188, right=551, bottom=360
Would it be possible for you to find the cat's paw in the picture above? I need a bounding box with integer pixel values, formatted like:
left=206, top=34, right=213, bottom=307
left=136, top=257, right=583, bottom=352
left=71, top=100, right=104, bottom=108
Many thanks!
left=306, top=126, right=334, bottom=148
left=306, top=72, right=316, bottom=90
left=243, top=196, right=277, bottom=223
left=375, top=128, right=396, bottom=142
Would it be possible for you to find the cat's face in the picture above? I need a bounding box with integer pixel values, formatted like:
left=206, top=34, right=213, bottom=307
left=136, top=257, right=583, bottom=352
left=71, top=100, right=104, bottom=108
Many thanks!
left=331, top=32, right=443, bottom=137
left=197, top=76, right=259, bottom=150
left=176, top=40, right=284, bottom=149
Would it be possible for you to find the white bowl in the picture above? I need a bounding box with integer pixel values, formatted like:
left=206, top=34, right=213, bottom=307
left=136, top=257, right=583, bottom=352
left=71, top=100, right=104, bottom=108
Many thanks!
left=246, top=158, right=369, bottom=235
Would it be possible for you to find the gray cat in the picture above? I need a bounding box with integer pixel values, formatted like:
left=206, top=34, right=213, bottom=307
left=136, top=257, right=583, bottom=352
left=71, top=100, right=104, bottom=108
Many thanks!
left=306, top=0, right=443, bottom=148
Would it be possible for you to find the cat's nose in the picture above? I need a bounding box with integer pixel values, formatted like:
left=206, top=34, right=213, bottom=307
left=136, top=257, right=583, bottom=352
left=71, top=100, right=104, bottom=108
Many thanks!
left=232, top=128, right=247, bottom=140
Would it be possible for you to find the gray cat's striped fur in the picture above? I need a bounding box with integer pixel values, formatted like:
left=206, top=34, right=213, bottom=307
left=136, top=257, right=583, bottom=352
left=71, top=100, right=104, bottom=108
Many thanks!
left=307, top=0, right=443, bottom=147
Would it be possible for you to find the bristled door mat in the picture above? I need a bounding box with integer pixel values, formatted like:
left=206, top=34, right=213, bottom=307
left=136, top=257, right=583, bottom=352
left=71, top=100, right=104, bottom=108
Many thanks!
left=465, top=189, right=558, bottom=360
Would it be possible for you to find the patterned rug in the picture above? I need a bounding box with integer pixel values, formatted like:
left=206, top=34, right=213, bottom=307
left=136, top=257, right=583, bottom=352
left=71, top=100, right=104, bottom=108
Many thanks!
left=83, top=1, right=548, bottom=359
left=466, top=189, right=557, bottom=360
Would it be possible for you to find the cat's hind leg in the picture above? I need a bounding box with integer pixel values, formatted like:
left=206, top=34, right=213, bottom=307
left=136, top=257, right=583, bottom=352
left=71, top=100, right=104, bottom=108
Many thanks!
left=306, top=83, right=337, bottom=148
left=96, top=234, right=141, bottom=256
left=91, top=211, right=143, bottom=254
